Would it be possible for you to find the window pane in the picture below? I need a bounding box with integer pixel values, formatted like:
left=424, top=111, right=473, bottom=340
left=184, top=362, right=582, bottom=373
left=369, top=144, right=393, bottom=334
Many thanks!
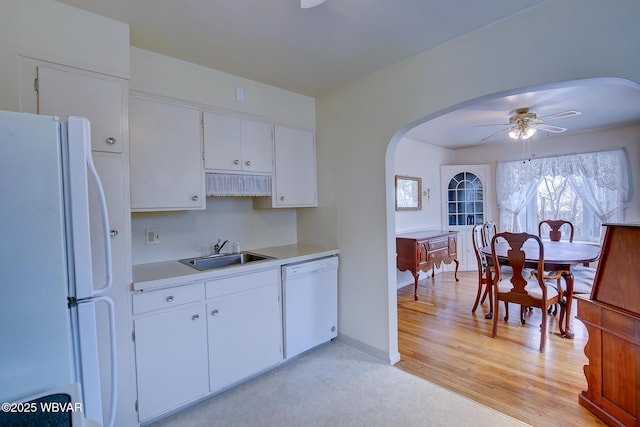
left=525, top=174, right=601, bottom=242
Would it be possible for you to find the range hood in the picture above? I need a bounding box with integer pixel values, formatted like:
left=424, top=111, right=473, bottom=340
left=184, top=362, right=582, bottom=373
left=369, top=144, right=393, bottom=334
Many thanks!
left=205, top=173, right=271, bottom=197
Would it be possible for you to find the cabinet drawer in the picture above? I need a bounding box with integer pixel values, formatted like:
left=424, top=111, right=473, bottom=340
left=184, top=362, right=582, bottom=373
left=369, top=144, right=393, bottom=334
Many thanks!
left=426, top=237, right=448, bottom=251
left=133, top=282, right=204, bottom=315
left=206, top=268, right=279, bottom=299
left=427, top=248, right=449, bottom=261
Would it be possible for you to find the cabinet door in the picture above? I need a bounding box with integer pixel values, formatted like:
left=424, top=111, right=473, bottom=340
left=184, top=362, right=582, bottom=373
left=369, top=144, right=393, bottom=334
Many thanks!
left=240, top=119, right=273, bottom=173
left=134, top=305, right=208, bottom=422
left=37, top=65, right=125, bottom=153
left=130, top=95, right=205, bottom=210
left=89, top=153, right=133, bottom=426
left=207, top=283, right=282, bottom=392
left=89, top=153, right=126, bottom=290
left=203, top=112, right=242, bottom=172
left=203, top=113, right=273, bottom=174
left=273, top=126, right=317, bottom=207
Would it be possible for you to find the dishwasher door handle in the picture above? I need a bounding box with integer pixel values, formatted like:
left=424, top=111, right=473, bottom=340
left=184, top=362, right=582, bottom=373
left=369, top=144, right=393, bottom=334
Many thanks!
left=287, top=266, right=335, bottom=275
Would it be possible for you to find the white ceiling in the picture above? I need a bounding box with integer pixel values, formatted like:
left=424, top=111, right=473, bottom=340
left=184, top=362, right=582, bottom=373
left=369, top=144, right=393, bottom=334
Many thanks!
left=56, top=0, right=545, bottom=97
left=56, top=0, right=640, bottom=149
left=405, top=77, right=640, bottom=149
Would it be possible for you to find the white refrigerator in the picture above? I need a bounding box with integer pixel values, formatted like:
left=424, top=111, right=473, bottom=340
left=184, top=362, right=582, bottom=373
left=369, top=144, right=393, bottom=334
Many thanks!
left=0, top=110, right=116, bottom=427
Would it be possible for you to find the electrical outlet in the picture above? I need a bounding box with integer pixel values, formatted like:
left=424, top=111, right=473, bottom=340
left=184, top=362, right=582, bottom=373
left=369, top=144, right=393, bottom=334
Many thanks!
left=145, top=228, right=162, bottom=245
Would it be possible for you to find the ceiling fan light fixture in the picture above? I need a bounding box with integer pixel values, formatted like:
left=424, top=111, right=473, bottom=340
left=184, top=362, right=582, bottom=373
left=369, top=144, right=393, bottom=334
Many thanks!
left=301, top=0, right=326, bottom=8
left=509, top=125, right=536, bottom=140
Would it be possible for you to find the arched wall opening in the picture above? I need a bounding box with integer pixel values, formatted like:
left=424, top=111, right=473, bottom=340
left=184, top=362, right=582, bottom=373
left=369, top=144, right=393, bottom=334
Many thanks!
left=385, top=77, right=640, bottom=362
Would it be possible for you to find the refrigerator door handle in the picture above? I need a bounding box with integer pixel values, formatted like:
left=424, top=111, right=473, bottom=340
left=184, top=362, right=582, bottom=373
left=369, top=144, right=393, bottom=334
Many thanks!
left=78, top=296, right=118, bottom=427
left=86, top=147, right=113, bottom=297
left=66, top=116, right=113, bottom=299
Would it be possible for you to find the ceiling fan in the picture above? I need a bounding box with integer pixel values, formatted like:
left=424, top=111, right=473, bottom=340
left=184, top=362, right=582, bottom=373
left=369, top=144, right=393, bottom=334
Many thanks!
left=480, top=108, right=582, bottom=142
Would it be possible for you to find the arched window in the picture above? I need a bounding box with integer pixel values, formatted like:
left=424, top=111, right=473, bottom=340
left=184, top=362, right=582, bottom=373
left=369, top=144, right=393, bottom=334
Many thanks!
left=448, top=172, right=484, bottom=226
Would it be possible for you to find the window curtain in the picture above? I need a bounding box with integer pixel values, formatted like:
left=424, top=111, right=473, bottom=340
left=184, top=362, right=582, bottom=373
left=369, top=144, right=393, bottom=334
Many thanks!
left=565, top=149, right=629, bottom=225
left=496, top=160, right=540, bottom=231
left=496, top=148, right=630, bottom=234
left=205, top=173, right=271, bottom=197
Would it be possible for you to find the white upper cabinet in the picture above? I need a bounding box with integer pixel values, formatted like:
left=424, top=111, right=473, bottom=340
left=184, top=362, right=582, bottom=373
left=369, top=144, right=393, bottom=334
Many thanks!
left=203, top=112, right=273, bottom=174
left=37, top=65, right=125, bottom=153
left=269, top=126, right=317, bottom=207
left=129, top=94, right=205, bottom=211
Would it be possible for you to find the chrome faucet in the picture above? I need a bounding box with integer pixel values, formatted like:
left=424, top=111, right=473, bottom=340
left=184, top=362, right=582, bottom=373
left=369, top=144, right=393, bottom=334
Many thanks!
left=212, top=238, right=229, bottom=254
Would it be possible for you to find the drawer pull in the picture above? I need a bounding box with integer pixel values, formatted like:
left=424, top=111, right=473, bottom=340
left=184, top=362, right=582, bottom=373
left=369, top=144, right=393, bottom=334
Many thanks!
left=211, top=309, right=219, bottom=316
left=192, top=314, right=200, bottom=321
left=106, top=136, right=116, bottom=145
left=166, top=296, right=174, bottom=302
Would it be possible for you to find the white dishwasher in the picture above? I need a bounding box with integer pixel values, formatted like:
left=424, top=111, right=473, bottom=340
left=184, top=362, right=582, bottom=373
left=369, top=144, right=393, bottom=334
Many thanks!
left=282, top=255, right=339, bottom=360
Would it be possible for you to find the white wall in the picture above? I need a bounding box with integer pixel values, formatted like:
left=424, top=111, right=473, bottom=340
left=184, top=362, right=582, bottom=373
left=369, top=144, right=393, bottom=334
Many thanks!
left=130, top=47, right=314, bottom=130
left=0, top=0, right=129, bottom=78
left=310, top=0, right=640, bottom=363
left=394, top=137, right=455, bottom=232
left=131, top=198, right=297, bottom=264
left=128, top=48, right=316, bottom=265
left=394, top=138, right=455, bottom=288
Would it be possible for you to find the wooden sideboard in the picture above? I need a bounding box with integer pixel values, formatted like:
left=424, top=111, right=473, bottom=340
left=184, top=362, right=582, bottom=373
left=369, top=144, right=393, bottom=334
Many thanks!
left=396, top=230, right=459, bottom=301
left=575, top=223, right=640, bottom=427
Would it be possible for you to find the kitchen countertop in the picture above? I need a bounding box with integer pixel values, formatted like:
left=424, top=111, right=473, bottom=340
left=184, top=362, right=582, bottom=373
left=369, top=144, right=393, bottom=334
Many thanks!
left=132, top=243, right=338, bottom=291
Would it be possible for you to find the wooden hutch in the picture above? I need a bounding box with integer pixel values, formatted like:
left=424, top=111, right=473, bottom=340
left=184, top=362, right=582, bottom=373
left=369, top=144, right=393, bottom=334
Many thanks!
left=576, top=223, right=640, bottom=427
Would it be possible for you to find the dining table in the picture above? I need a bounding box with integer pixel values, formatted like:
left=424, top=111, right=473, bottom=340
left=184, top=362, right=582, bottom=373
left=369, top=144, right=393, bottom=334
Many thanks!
left=481, top=239, right=601, bottom=339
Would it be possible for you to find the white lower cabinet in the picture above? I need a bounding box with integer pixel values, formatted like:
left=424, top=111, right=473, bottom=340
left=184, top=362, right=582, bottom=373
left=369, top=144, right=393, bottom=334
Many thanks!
left=207, top=283, right=282, bottom=392
left=134, top=303, right=209, bottom=422
left=133, top=268, right=282, bottom=422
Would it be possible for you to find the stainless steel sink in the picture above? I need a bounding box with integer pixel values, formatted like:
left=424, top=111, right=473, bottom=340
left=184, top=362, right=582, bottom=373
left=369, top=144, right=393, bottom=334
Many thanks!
left=178, top=251, right=274, bottom=271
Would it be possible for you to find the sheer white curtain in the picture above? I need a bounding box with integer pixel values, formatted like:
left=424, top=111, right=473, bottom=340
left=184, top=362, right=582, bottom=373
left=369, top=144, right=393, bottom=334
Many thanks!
left=496, top=149, right=630, bottom=236
left=496, top=160, right=540, bottom=232
left=566, top=149, right=629, bottom=224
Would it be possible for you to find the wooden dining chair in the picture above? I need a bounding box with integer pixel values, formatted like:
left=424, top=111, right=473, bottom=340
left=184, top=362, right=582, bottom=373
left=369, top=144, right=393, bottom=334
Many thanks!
left=490, top=232, right=562, bottom=352
left=481, top=221, right=497, bottom=247
left=537, top=219, right=576, bottom=314
left=538, top=219, right=574, bottom=242
left=471, top=224, right=491, bottom=314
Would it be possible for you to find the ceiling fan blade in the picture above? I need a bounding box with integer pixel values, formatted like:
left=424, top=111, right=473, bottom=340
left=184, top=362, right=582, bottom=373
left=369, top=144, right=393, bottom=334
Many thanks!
left=536, top=124, right=567, bottom=133
left=481, top=127, right=512, bottom=142
left=538, top=110, right=582, bottom=120
left=476, top=123, right=510, bottom=127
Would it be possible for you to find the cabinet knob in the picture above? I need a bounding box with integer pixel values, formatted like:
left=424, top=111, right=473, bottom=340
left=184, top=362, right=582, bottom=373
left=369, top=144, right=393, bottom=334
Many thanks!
left=106, top=137, right=116, bottom=145
left=192, top=195, right=199, bottom=201
left=192, top=314, right=200, bottom=321
left=211, top=309, right=219, bottom=316
left=245, top=160, right=251, bottom=166
left=280, top=196, right=285, bottom=201
left=166, top=296, right=174, bottom=302
left=233, top=159, right=240, bottom=165
left=110, top=229, right=119, bottom=237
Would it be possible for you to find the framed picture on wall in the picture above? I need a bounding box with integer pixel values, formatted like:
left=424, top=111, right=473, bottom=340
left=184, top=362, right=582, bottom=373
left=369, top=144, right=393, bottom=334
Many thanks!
left=395, top=175, right=422, bottom=211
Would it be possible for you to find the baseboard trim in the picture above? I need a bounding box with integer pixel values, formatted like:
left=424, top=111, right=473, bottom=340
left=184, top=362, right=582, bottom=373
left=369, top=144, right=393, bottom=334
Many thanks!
left=337, top=333, right=400, bottom=365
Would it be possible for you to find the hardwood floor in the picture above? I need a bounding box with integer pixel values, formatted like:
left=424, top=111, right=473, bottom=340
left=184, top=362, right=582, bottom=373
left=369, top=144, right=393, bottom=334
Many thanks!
left=396, top=271, right=606, bottom=427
